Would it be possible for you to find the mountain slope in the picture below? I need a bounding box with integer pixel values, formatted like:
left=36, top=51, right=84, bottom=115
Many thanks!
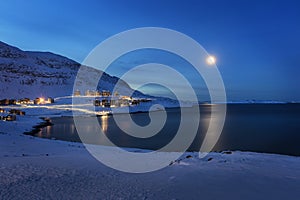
left=0, top=41, right=137, bottom=99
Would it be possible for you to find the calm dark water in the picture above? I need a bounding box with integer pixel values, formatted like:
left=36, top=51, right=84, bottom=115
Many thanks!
left=37, top=104, right=300, bottom=156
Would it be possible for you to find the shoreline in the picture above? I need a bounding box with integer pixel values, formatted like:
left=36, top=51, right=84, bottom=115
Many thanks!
left=1, top=101, right=299, bottom=157
left=23, top=115, right=300, bottom=158
left=23, top=117, right=53, bottom=136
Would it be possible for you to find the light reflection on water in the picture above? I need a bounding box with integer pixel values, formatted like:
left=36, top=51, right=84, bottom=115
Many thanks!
left=101, top=115, right=108, bottom=133
left=70, top=124, right=75, bottom=135
left=46, top=125, right=51, bottom=137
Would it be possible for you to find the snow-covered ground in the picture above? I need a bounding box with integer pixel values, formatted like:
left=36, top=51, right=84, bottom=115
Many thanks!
left=0, top=99, right=299, bottom=199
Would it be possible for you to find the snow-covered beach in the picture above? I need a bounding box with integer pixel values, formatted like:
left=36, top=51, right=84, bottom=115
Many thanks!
left=1, top=102, right=299, bottom=199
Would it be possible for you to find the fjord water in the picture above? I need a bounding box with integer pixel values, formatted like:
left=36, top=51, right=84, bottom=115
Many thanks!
left=38, top=104, right=300, bottom=156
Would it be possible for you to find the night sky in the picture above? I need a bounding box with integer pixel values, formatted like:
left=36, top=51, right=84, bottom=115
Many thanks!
left=0, top=0, right=299, bottom=101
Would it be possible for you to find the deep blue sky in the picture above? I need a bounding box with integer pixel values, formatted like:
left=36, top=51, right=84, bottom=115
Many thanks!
left=0, top=0, right=299, bottom=101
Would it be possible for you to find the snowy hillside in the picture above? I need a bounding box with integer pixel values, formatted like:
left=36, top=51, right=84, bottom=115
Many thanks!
left=0, top=41, right=137, bottom=99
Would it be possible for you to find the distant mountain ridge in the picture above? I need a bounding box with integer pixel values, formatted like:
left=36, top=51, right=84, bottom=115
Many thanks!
left=0, top=41, right=139, bottom=99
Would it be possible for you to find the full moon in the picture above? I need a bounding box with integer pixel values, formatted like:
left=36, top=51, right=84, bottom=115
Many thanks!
left=206, top=55, right=216, bottom=65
